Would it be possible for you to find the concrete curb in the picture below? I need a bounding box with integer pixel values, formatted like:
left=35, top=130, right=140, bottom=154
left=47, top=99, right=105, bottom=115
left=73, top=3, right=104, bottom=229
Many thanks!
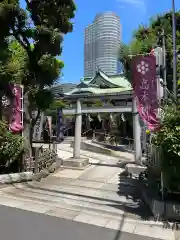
left=0, top=159, right=63, bottom=184
left=0, top=172, right=34, bottom=184
left=62, top=157, right=89, bottom=169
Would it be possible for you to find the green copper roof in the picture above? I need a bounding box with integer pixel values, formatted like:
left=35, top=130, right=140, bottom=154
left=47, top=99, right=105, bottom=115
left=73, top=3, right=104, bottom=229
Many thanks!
left=82, top=71, right=131, bottom=89
left=66, top=87, right=132, bottom=95
left=65, top=70, right=132, bottom=96
left=109, top=75, right=131, bottom=88
left=80, top=77, right=92, bottom=82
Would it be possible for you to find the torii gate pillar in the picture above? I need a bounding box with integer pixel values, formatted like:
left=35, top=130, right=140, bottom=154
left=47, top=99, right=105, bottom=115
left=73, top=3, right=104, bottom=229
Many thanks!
left=62, top=99, right=89, bottom=168
left=73, top=100, right=82, bottom=158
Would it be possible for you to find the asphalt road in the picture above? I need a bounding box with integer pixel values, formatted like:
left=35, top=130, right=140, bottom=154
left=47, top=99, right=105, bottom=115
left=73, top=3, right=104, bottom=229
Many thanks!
left=0, top=205, right=160, bottom=240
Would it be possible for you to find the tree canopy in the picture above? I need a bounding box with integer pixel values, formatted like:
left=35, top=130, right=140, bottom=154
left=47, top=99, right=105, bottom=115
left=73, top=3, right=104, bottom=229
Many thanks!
left=0, top=0, right=76, bottom=96
left=0, top=0, right=76, bottom=157
left=119, top=11, right=180, bottom=91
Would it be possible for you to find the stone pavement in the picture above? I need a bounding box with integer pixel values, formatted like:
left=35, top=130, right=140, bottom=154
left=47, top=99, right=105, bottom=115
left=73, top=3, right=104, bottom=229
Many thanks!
left=0, top=143, right=174, bottom=240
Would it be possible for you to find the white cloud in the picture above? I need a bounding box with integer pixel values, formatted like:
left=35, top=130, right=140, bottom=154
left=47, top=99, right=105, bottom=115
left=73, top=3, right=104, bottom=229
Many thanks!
left=116, top=0, right=146, bottom=13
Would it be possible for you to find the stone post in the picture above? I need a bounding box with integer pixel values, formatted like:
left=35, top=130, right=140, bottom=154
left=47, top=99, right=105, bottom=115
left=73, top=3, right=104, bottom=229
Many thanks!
left=52, top=136, right=57, bottom=153
left=34, top=148, right=39, bottom=174
left=132, top=97, right=142, bottom=164
left=73, top=100, right=82, bottom=159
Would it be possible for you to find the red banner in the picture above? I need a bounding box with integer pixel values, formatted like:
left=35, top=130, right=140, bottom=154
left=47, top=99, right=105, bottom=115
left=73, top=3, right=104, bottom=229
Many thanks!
left=132, top=55, right=160, bottom=131
left=9, top=84, right=23, bottom=133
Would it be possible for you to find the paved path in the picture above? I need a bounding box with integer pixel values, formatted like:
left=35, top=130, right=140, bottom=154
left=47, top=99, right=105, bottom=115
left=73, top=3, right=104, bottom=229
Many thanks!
left=0, top=205, right=162, bottom=240
left=0, top=143, right=174, bottom=239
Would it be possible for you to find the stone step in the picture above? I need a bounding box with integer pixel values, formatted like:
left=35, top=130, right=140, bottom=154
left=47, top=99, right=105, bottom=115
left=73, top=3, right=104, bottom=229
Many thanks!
left=3, top=181, right=138, bottom=203
left=0, top=181, right=144, bottom=220
left=0, top=190, right=135, bottom=220
left=27, top=176, right=138, bottom=193
left=40, top=175, right=138, bottom=188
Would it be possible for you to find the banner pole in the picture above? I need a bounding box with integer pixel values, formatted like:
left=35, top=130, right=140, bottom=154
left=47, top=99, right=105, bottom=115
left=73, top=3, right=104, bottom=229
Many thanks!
left=132, top=96, right=142, bottom=165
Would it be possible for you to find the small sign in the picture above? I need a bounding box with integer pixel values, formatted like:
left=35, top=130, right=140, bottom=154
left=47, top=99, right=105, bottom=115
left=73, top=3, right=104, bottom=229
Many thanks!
left=33, top=111, right=44, bottom=141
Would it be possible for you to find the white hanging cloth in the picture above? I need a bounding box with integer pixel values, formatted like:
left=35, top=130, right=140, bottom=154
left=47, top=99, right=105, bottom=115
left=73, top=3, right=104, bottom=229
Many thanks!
left=88, top=114, right=93, bottom=122
left=110, top=113, right=114, bottom=123
left=97, top=113, right=102, bottom=122
left=121, top=113, right=126, bottom=122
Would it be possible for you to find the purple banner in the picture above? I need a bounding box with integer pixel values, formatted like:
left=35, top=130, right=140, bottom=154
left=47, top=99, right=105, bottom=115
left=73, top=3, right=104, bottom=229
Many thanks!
left=9, top=84, right=23, bottom=133
left=56, top=108, right=64, bottom=142
left=132, top=55, right=160, bottom=131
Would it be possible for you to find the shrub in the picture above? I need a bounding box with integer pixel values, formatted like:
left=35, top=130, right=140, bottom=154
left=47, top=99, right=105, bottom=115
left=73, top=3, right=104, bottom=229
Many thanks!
left=152, top=104, right=180, bottom=193
left=0, top=121, right=24, bottom=167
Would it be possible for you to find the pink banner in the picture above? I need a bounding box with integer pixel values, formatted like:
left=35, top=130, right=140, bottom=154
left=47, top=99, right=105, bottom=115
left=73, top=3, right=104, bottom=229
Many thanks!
left=132, top=55, right=160, bottom=131
left=9, top=85, right=23, bottom=133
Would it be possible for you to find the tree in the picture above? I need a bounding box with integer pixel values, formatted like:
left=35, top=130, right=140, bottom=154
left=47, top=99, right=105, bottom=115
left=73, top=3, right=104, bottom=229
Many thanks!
left=0, top=37, right=14, bottom=119
left=120, top=11, right=180, bottom=193
left=0, top=0, right=76, bottom=157
left=119, top=11, right=180, bottom=91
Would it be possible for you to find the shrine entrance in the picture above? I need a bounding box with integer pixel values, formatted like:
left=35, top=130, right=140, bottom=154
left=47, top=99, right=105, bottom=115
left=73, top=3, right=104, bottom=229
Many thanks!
left=57, top=91, right=142, bottom=168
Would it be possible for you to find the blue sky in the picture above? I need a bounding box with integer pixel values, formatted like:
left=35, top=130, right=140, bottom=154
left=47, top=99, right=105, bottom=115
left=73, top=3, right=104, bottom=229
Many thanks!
left=20, top=0, right=180, bottom=84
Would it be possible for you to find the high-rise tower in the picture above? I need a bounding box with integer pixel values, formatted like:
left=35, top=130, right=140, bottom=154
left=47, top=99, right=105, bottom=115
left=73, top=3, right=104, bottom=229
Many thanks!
left=84, top=12, right=121, bottom=78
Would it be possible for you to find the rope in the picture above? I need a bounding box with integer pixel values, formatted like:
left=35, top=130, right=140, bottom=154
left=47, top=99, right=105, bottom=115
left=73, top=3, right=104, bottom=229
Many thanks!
left=82, top=129, right=92, bottom=136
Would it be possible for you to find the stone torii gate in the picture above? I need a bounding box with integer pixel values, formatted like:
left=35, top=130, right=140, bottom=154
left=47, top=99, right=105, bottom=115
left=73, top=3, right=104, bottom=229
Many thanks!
left=58, top=91, right=141, bottom=168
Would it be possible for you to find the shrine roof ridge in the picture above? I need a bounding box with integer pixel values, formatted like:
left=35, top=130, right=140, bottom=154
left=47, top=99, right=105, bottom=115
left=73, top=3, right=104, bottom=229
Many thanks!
left=56, top=90, right=133, bottom=101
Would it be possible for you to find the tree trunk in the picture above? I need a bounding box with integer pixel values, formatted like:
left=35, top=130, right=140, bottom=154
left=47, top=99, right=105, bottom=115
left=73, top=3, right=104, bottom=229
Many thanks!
left=23, top=92, right=32, bottom=171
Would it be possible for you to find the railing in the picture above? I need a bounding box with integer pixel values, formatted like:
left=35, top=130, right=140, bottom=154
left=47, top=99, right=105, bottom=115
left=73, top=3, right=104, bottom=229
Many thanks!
left=24, top=156, right=35, bottom=172
left=82, top=129, right=93, bottom=138
left=92, top=131, right=134, bottom=151
left=24, top=146, right=57, bottom=173
left=36, top=148, right=56, bottom=173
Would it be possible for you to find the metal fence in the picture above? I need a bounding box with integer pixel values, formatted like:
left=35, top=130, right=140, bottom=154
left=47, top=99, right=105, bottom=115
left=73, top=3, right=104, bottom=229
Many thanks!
left=92, top=131, right=162, bottom=168
left=92, top=131, right=134, bottom=151
left=145, top=143, right=162, bottom=169
left=82, top=127, right=162, bottom=169
left=24, top=147, right=57, bottom=173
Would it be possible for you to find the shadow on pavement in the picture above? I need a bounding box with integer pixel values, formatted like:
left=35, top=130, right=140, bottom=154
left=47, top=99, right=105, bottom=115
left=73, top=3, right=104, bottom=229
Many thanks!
left=116, top=170, right=153, bottom=221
